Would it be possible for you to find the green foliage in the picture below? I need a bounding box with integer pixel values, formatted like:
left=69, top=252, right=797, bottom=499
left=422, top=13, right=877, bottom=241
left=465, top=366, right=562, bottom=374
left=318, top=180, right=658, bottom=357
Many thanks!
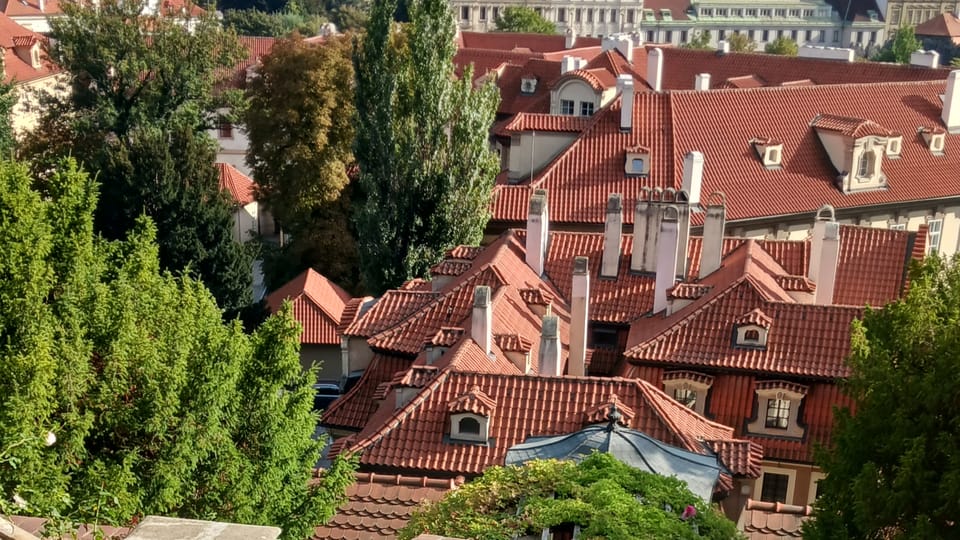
left=764, top=37, right=798, bottom=56
left=0, top=158, right=356, bottom=538
left=400, top=453, right=741, bottom=540
left=873, top=26, right=921, bottom=63
left=353, top=0, right=500, bottom=294
left=245, top=35, right=360, bottom=292
left=682, top=30, right=712, bottom=50
left=726, top=33, right=755, bottom=53
left=494, top=6, right=556, bottom=34
left=805, top=255, right=960, bottom=539
left=26, top=0, right=253, bottom=314
left=0, top=82, right=14, bottom=157
left=221, top=8, right=327, bottom=37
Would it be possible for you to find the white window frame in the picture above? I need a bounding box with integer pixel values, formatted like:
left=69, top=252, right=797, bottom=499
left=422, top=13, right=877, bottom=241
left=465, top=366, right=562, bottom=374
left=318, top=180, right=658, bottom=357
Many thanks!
left=808, top=471, right=826, bottom=505
left=662, top=375, right=712, bottom=416
left=927, top=218, right=942, bottom=254
left=747, top=385, right=806, bottom=438
left=560, top=99, right=575, bottom=116
left=755, top=466, right=797, bottom=504
left=450, top=412, right=490, bottom=443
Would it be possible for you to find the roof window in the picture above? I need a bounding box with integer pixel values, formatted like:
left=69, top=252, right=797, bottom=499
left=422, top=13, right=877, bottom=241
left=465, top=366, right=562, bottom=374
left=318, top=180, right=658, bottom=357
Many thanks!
left=885, top=135, right=902, bottom=158
left=624, top=144, right=650, bottom=176
left=747, top=381, right=808, bottom=439
left=448, top=386, right=495, bottom=444
left=520, top=75, right=538, bottom=95
left=750, top=137, right=784, bottom=169
left=662, top=371, right=714, bottom=416
left=734, top=308, right=772, bottom=348
left=920, top=127, right=946, bottom=156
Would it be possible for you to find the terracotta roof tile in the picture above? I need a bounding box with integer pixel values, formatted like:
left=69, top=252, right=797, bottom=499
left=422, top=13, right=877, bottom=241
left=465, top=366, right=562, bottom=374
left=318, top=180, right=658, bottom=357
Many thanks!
left=663, top=370, right=714, bottom=386
left=343, top=290, right=439, bottom=337
left=216, top=162, right=256, bottom=206
left=736, top=308, right=773, bottom=329
left=737, top=498, right=812, bottom=539
left=448, top=385, right=497, bottom=415
left=916, top=13, right=960, bottom=39
left=337, top=296, right=373, bottom=335
left=321, top=353, right=410, bottom=430
left=265, top=269, right=351, bottom=345
left=0, top=14, right=57, bottom=84
left=811, top=113, right=896, bottom=138
left=0, top=0, right=61, bottom=17
left=458, top=31, right=600, bottom=53
left=496, top=112, right=592, bottom=135
left=429, top=327, right=464, bottom=347
left=705, top=439, right=763, bottom=478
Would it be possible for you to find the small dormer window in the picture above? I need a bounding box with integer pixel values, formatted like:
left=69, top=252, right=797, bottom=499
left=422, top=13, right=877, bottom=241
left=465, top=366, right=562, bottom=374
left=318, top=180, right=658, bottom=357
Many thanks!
left=931, top=134, right=945, bottom=153
left=920, top=127, right=946, bottom=156
left=856, top=151, right=873, bottom=178
left=734, top=308, right=772, bottom=348
left=31, top=45, right=41, bottom=69
left=662, top=371, right=714, bottom=416
left=747, top=381, right=808, bottom=439
left=458, top=416, right=481, bottom=435
left=624, top=145, right=650, bottom=176
left=885, top=136, right=902, bottom=158
left=744, top=329, right=760, bottom=342
left=520, top=76, right=538, bottom=95
left=448, top=385, right=495, bottom=444
left=750, top=137, right=783, bottom=169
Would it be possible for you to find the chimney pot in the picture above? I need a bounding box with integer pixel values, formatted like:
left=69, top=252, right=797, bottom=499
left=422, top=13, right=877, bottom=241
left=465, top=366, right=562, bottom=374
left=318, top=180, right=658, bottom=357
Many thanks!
left=630, top=191, right=650, bottom=273
left=653, top=206, right=680, bottom=313
left=718, top=40, right=730, bottom=54
left=695, top=73, right=711, bottom=91
left=471, top=285, right=493, bottom=358
left=642, top=189, right=663, bottom=273
left=680, top=151, right=705, bottom=207
left=569, top=256, right=590, bottom=377
left=525, top=191, right=549, bottom=275
left=647, top=48, right=664, bottom=92
left=601, top=193, right=623, bottom=277
left=910, top=50, right=940, bottom=69
left=565, top=27, right=577, bottom=49
left=699, top=193, right=727, bottom=279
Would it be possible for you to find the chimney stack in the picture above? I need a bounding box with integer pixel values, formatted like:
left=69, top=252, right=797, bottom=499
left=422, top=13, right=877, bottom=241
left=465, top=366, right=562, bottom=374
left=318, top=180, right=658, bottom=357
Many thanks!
left=525, top=190, right=548, bottom=275
left=616, top=35, right=633, bottom=63
left=601, top=193, right=623, bottom=277
left=565, top=27, right=577, bottom=49
left=569, top=257, right=590, bottom=377
left=618, top=74, right=634, bottom=131
left=910, top=50, right=940, bottom=69
left=561, top=55, right=575, bottom=74
left=647, top=48, right=663, bottom=92
left=695, top=73, right=710, bottom=91
left=699, top=193, right=726, bottom=279
left=653, top=206, right=680, bottom=313
left=808, top=205, right=840, bottom=305
left=538, top=314, right=562, bottom=376
left=943, top=70, right=960, bottom=133
left=471, top=286, right=493, bottom=357
left=676, top=198, right=691, bottom=279
left=631, top=188, right=650, bottom=272
left=642, top=188, right=664, bottom=272
left=718, top=40, right=730, bottom=54
left=680, top=151, right=705, bottom=207
left=39, top=0, right=45, bottom=11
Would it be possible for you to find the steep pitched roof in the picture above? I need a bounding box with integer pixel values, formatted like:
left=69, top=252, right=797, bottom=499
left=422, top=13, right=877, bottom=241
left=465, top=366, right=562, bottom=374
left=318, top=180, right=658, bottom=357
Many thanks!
left=916, top=12, right=960, bottom=40
left=219, top=36, right=277, bottom=90
left=0, top=13, right=57, bottom=84
left=265, top=268, right=351, bottom=345
left=0, top=0, right=61, bottom=17
left=216, top=162, right=256, bottom=206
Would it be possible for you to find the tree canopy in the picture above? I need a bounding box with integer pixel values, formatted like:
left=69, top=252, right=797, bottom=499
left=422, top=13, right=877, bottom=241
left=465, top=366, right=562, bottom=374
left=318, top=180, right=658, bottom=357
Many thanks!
left=221, top=8, right=328, bottom=37
left=494, top=6, right=556, bottom=34
left=727, top=33, right=756, bottom=53
left=0, top=82, right=14, bottom=157
left=682, top=30, right=712, bottom=50
left=26, top=0, right=254, bottom=314
left=764, top=37, right=799, bottom=55
left=400, top=453, right=741, bottom=540
left=352, top=0, right=500, bottom=294
left=0, top=158, right=355, bottom=538
left=244, top=35, right=360, bottom=292
left=805, top=255, right=960, bottom=539
left=873, top=26, right=921, bottom=63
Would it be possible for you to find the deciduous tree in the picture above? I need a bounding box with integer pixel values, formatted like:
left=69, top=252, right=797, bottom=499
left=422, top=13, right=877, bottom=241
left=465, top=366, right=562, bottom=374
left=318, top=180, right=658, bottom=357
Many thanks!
left=353, top=0, right=500, bottom=294
left=805, top=255, right=960, bottom=539
left=0, top=158, right=355, bottom=538
left=494, top=6, right=556, bottom=34
left=682, top=30, right=712, bottom=50
left=764, top=36, right=799, bottom=55
left=0, top=82, right=14, bottom=156
left=873, top=26, right=921, bottom=63
left=727, top=32, right=756, bottom=53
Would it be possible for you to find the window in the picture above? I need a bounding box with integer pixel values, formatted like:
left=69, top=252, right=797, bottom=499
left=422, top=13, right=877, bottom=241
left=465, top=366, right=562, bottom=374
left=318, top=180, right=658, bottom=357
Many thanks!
left=493, top=6, right=499, bottom=20
left=557, top=8, right=565, bottom=22
left=534, top=7, right=542, bottom=16
left=627, top=9, right=634, bottom=23
left=458, top=417, right=480, bottom=435
left=662, top=372, right=713, bottom=416
left=833, top=30, right=840, bottom=42
left=928, top=218, right=943, bottom=254
left=598, top=9, right=604, bottom=22
left=560, top=100, right=575, bottom=115
left=857, top=151, right=875, bottom=179
left=788, top=9, right=799, bottom=17
left=665, top=30, right=672, bottom=42
left=890, top=223, right=906, bottom=231
left=762, top=30, right=769, bottom=41
left=791, top=30, right=798, bottom=41
left=609, top=9, right=616, bottom=22
left=218, top=121, right=234, bottom=139
left=646, top=30, right=655, bottom=42
left=716, top=8, right=726, bottom=16
left=775, top=9, right=786, bottom=17
left=674, top=388, right=697, bottom=409
left=765, top=398, right=791, bottom=429
left=479, top=6, right=486, bottom=20
left=580, top=101, right=594, bottom=116
left=586, top=9, right=593, bottom=22
left=701, top=8, right=712, bottom=17
left=871, top=31, right=877, bottom=43
left=631, top=157, right=645, bottom=173
left=575, top=8, right=581, bottom=22
left=761, top=473, right=790, bottom=503
left=748, top=30, right=755, bottom=40
left=460, top=5, right=469, bottom=20
left=745, top=8, right=756, bottom=16
left=718, top=29, right=726, bottom=40
left=819, top=31, right=825, bottom=43
left=680, top=30, right=688, bottom=42
left=744, top=329, right=760, bottom=342
left=803, top=9, right=814, bottom=17
left=805, top=30, right=812, bottom=42
left=759, top=8, right=771, bottom=17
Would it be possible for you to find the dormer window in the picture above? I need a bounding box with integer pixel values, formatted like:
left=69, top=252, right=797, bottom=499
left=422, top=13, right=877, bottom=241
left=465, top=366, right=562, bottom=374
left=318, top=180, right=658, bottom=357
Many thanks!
left=856, top=151, right=874, bottom=179
left=747, top=381, right=808, bottom=439
left=520, top=75, right=538, bottom=95
left=750, top=137, right=783, bottom=169
left=30, top=44, right=41, bottom=69
left=920, top=127, right=946, bottom=156
left=812, top=114, right=892, bottom=193
left=448, top=385, right=495, bottom=444
left=458, top=416, right=481, bottom=435
left=624, top=145, right=650, bottom=176
left=885, top=136, right=902, bottom=158
left=734, top=308, right=772, bottom=348
left=662, top=371, right=714, bottom=416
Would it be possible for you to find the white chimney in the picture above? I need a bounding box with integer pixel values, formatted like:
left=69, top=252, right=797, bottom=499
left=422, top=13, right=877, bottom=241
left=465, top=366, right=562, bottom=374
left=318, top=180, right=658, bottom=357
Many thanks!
left=565, top=27, right=577, bottom=49
left=38, top=0, right=45, bottom=12
left=525, top=191, right=548, bottom=275
left=471, top=286, right=493, bottom=357
left=798, top=45, right=856, bottom=62
left=601, top=193, right=622, bottom=278
left=616, top=35, right=633, bottom=63
left=642, top=189, right=663, bottom=273
left=618, top=74, right=634, bottom=131
left=808, top=205, right=840, bottom=304
left=680, top=151, right=705, bottom=207
left=575, top=57, right=588, bottom=70
left=561, top=55, right=574, bottom=74
left=569, top=257, right=589, bottom=377
left=538, top=314, right=562, bottom=377
left=942, top=70, right=960, bottom=133
left=695, top=73, right=711, bottom=91
left=653, top=206, right=680, bottom=314
left=718, top=40, right=730, bottom=54
left=675, top=200, right=691, bottom=279
left=699, top=193, right=726, bottom=279
left=631, top=189, right=650, bottom=272
left=910, top=50, right=940, bottom=69
left=647, top=48, right=664, bottom=92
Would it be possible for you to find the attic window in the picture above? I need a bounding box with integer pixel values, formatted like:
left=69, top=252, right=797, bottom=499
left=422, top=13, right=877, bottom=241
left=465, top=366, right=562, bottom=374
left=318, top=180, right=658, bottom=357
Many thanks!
left=458, top=416, right=480, bottom=435
left=920, top=127, right=946, bottom=156
left=885, top=136, right=902, bottom=158
left=750, top=137, right=783, bottom=169
left=30, top=46, right=41, bottom=69
left=747, top=381, right=809, bottom=439
left=450, top=413, right=489, bottom=442
left=662, top=371, right=714, bottom=416
left=624, top=145, right=650, bottom=176
left=735, top=324, right=768, bottom=347
left=520, top=76, right=538, bottom=95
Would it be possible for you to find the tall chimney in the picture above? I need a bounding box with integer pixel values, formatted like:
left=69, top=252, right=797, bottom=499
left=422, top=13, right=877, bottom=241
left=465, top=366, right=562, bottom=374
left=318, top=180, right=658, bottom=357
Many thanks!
left=680, top=151, right=705, bottom=206
left=601, top=193, right=622, bottom=277
left=538, top=314, right=562, bottom=377
left=808, top=205, right=839, bottom=304
left=699, top=193, right=726, bottom=279
left=695, top=73, right=710, bottom=91
left=616, top=35, right=633, bottom=63
left=565, top=27, right=577, bottom=49
left=561, top=55, right=575, bottom=74
left=525, top=191, right=548, bottom=275
left=619, top=74, right=634, bottom=131
left=569, top=257, right=589, bottom=377
left=631, top=188, right=651, bottom=272
left=38, top=0, right=45, bottom=11
left=676, top=198, right=691, bottom=279
left=647, top=48, right=664, bottom=92
left=943, top=70, right=960, bottom=133
left=654, top=206, right=680, bottom=313
left=642, top=189, right=663, bottom=272
left=471, top=286, right=492, bottom=357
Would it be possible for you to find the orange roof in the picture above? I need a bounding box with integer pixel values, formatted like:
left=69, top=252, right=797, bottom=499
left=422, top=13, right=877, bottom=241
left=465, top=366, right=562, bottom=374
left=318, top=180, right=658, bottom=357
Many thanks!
left=810, top=113, right=896, bottom=138
left=312, top=472, right=459, bottom=540
left=916, top=13, right=960, bottom=39
left=495, top=111, right=592, bottom=136
left=0, top=13, right=57, bottom=84
left=219, top=36, right=277, bottom=90
left=737, top=498, right=812, bottom=539
left=0, top=0, right=61, bottom=17
left=459, top=31, right=600, bottom=53
left=216, top=162, right=256, bottom=206
left=265, top=268, right=351, bottom=345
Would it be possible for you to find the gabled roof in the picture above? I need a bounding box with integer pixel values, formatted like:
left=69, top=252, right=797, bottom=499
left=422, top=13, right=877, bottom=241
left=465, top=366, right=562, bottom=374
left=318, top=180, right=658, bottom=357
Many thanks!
left=495, top=112, right=592, bottom=135
left=916, top=12, right=960, bottom=39
left=219, top=36, right=277, bottom=90
left=0, top=0, right=61, bottom=17
left=0, top=13, right=57, bottom=84
left=556, top=67, right=618, bottom=91
left=265, top=268, right=351, bottom=345
left=458, top=31, right=600, bottom=53
left=810, top=113, right=896, bottom=138
left=216, top=162, right=256, bottom=206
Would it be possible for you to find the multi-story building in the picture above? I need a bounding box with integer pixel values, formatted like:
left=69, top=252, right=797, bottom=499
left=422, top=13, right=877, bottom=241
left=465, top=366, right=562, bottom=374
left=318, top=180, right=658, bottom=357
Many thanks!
left=878, top=0, right=959, bottom=31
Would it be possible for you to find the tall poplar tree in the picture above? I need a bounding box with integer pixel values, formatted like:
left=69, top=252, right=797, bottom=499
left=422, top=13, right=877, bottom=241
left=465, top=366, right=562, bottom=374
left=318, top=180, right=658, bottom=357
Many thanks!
left=353, top=0, right=500, bottom=294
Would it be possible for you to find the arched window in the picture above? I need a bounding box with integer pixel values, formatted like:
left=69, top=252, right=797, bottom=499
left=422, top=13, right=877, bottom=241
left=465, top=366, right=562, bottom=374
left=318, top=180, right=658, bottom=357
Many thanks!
left=458, top=417, right=481, bottom=435
left=744, top=329, right=760, bottom=342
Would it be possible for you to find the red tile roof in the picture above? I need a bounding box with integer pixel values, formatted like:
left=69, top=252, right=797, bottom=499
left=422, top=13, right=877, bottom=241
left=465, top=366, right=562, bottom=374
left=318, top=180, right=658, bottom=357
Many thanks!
left=10, top=516, right=128, bottom=539
left=0, top=13, right=57, bottom=84
left=555, top=68, right=617, bottom=91
left=322, top=353, right=411, bottom=430
left=497, top=112, right=591, bottom=135
left=810, top=113, right=896, bottom=138
left=312, top=473, right=459, bottom=540
left=220, top=36, right=277, bottom=89
left=265, top=268, right=351, bottom=345
left=0, top=0, right=61, bottom=17
left=216, top=162, right=256, bottom=206
left=343, top=290, right=439, bottom=337
left=916, top=13, right=960, bottom=40
left=737, top=498, right=812, bottom=539
left=493, top=59, right=560, bottom=115
left=458, top=31, right=600, bottom=53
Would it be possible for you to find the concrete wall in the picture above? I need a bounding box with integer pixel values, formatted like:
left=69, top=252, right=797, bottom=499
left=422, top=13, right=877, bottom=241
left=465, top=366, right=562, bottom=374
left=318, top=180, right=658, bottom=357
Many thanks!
left=232, top=201, right=260, bottom=243
left=507, top=132, right=578, bottom=180
left=12, top=75, right=64, bottom=136
left=301, top=344, right=343, bottom=382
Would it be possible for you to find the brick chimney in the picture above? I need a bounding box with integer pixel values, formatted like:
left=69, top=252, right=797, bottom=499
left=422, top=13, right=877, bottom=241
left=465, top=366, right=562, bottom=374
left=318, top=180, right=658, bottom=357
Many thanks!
left=653, top=206, right=680, bottom=314
left=525, top=190, right=548, bottom=276
left=618, top=74, right=634, bottom=131
left=647, top=48, right=663, bottom=92
left=699, top=193, right=726, bottom=279
left=808, top=205, right=841, bottom=305
left=943, top=70, right=960, bottom=133
left=569, top=257, right=589, bottom=377
left=601, top=193, right=622, bottom=278
left=471, top=286, right=492, bottom=357
left=695, top=73, right=710, bottom=91
left=538, top=313, right=562, bottom=376
left=631, top=188, right=650, bottom=273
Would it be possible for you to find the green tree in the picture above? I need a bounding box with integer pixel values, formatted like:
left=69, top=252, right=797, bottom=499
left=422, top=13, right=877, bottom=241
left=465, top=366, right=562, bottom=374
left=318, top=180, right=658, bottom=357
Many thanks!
left=682, top=30, right=712, bottom=50
left=222, top=8, right=327, bottom=37
left=0, top=82, right=14, bottom=157
left=494, top=6, right=556, bottom=34
left=764, top=36, right=799, bottom=55
left=245, top=35, right=360, bottom=292
left=727, top=32, right=755, bottom=53
left=26, top=0, right=253, bottom=314
left=0, top=158, right=355, bottom=538
left=401, top=453, right=741, bottom=540
left=873, top=26, right=921, bottom=63
left=805, top=256, right=960, bottom=540
left=353, top=0, right=500, bottom=294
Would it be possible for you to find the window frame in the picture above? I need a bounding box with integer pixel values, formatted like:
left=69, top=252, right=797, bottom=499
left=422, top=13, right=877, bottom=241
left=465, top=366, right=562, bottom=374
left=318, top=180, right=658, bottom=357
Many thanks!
left=580, top=101, right=595, bottom=116
left=928, top=218, right=943, bottom=254
left=764, top=398, right=791, bottom=429
left=760, top=472, right=791, bottom=503
left=560, top=99, right=575, bottom=116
